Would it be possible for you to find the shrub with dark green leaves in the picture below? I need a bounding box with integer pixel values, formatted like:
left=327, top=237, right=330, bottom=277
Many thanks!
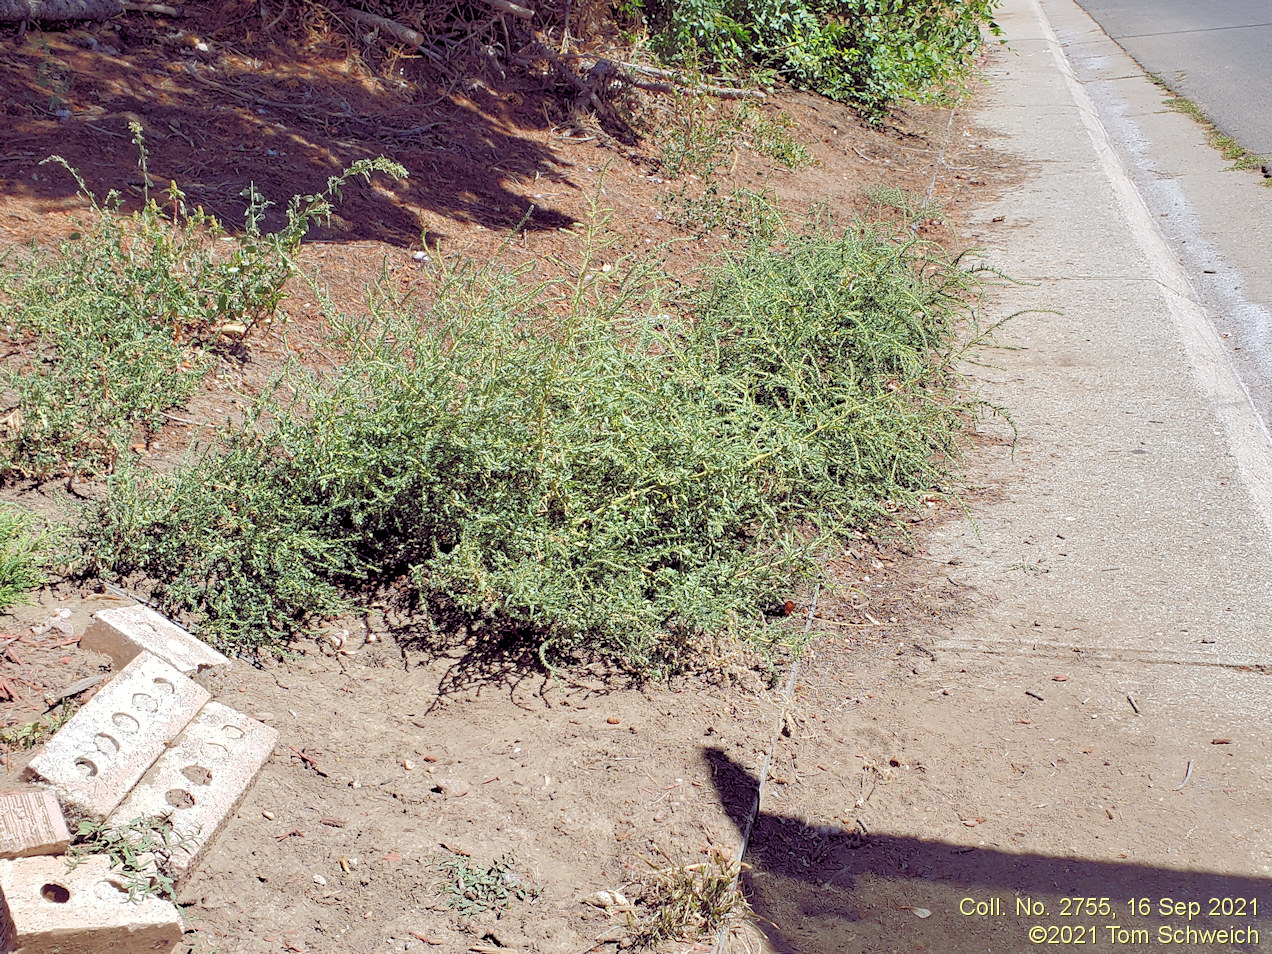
left=638, top=0, right=1000, bottom=115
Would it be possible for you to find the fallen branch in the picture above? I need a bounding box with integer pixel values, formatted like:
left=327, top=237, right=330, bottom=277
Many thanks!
left=522, top=33, right=632, bottom=140
left=626, top=75, right=764, bottom=100
left=122, top=1, right=180, bottom=12
left=0, top=0, right=181, bottom=21
left=481, top=0, right=533, bottom=18
left=341, top=7, right=458, bottom=78
left=564, top=54, right=765, bottom=100
left=341, top=6, right=423, bottom=46
left=618, top=60, right=764, bottom=98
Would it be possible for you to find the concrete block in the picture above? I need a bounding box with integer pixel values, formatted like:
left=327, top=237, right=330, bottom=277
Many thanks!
left=108, top=702, right=278, bottom=886
left=0, top=791, right=70, bottom=860
left=0, top=854, right=182, bottom=954
left=81, top=605, right=229, bottom=676
left=25, top=654, right=209, bottom=825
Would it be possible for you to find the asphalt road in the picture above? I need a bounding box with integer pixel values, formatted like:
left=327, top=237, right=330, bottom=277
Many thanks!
left=1071, top=0, right=1272, bottom=157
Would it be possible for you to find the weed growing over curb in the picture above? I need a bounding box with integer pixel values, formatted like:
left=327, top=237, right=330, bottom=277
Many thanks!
left=1159, top=91, right=1267, bottom=175
left=74, top=203, right=992, bottom=674
left=67, top=812, right=199, bottom=901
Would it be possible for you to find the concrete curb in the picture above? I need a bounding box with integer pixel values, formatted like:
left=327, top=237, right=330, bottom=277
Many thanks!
left=82, top=605, right=230, bottom=677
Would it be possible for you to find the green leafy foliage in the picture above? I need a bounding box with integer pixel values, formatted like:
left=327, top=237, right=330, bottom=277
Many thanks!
left=737, top=105, right=811, bottom=168
left=67, top=813, right=199, bottom=901
left=0, top=702, right=72, bottom=751
left=662, top=184, right=783, bottom=238
left=654, top=95, right=809, bottom=181
left=0, top=504, right=48, bottom=611
left=435, top=853, right=540, bottom=916
left=74, top=205, right=990, bottom=674
left=0, top=129, right=405, bottom=480
left=637, top=0, right=1000, bottom=115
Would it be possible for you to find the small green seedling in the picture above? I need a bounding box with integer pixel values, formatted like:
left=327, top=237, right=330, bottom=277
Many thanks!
left=435, top=852, right=540, bottom=917
left=67, top=813, right=199, bottom=901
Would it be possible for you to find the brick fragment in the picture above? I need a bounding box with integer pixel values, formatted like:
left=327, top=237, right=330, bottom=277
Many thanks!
left=0, top=854, right=182, bottom=954
left=81, top=605, right=229, bottom=676
left=0, top=790, right=70, bottom=860
left=25, top=653, right=209, bottom=824
left=108, top=702, right=278, bottom=886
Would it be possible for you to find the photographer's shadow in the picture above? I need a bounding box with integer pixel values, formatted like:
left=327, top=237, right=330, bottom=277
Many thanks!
left=703, top=747, right=1272, bottom=954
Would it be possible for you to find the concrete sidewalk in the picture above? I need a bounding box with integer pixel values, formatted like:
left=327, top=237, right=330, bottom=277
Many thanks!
left=934, top=0, right=1272, bottom=728
left=733, top=0, right=1272, bottom=950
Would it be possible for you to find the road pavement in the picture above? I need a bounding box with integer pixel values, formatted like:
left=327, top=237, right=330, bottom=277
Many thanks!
left=1071, top=0, right=1272, bottom=156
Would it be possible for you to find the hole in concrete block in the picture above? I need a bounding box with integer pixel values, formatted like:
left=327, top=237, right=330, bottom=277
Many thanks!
left=166, top=638, right=190, bottom=657
left=201, top=742, right=228, bottom=760
left=153, top=677, right=175, bottom=695
left=181, top=764, right=213, bottom=786
left=95, top=733, right=119, bottom=758
left=223, top=725, right=245, bottom=740
left=165, top=788, right=196, bottom=809
left=40, top=883, right=70, bottom=903
left=132, top=692, right=157, bottom=713
left=112, top=712, right=139, bottom=734
left=73, top=757, right=98, bottom=778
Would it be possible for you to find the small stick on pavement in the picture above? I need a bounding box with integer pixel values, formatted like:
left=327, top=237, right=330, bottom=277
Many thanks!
left=45, top=673, right=104, bottom=708
left=1126, top=694, right=1140, bottom=715
left=1025, top=690, right=1044, bottom=702
left=1172, top=760, right=1193, bottom=791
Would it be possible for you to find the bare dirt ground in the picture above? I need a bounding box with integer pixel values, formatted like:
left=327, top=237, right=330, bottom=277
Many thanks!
left=0, top=8, right=1078, bottom=954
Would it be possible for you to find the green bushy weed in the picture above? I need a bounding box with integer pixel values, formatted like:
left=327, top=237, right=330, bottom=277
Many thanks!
left=76, top=204, right=990, bottom=674
left=0, top=504, right=48, bottom=611
left=0, top=128, right=404, bottom=480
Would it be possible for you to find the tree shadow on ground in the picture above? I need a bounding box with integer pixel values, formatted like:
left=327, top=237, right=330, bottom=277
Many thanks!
left=704, top=748, right=1272, bottom=954
left=0, top=5, right=586, bottom=244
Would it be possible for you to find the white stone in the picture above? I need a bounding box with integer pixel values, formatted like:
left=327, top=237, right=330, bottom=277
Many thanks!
left=25, top=653, right=209, bottom=824
left=108, top=702, right=278, bottom=886
left=0, top=790, right=71, bottom=860
left=0, top=854, right=182, bottom=954
left=81, top=605, right=229, bottom=676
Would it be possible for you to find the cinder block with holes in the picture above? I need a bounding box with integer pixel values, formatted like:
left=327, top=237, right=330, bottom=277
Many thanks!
left=0, top=790, right=71, bottom=860
left=0, top=853, right=183, bottom=954
left=24, top=653, right=209, bottom=825
left=107, top=702, right=278, bottom=886
left=81, top=604, right=229, bottom=676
